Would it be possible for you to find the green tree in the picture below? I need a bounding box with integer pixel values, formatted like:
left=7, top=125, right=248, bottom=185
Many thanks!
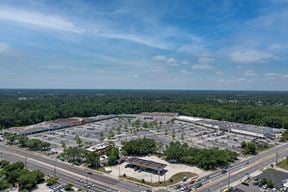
left=108, top=130, right=114, bottom=140
left=46, top=177, right=59, bottom=186
left=75, top=135, right=82, bottom=146
left=165, top=128, right=168, bottom=135
left=85, top=151, right=100, bottom=169
left=100, top=132, right=104, bottom=141
left=0, top=180, right=10, bottom=190
left=106, top=145, right=119, bottom=165
left=172, top=129, right=176, bottom=139
left=121, top=138, right=156, bottom=156
left=116, top=126, right=121, bottom=135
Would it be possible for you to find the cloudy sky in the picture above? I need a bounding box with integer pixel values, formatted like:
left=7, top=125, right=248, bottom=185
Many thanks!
left=0, top=0, right=287, bottom=90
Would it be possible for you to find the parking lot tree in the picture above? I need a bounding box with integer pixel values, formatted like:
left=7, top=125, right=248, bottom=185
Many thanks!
left=116, top=126, right=121, bottom=135
left=260, top=178, right=274, bottom=188
left=46, top=177, right=59, bottom=186
left=165, top=128, right=168, bottom=135
left=121, top=138, right=156, bottom=156
left=61, top=142, right=67, bottom=151
left=143, top=121, right=148, bottom=128
left=135, top=119, right=141, bottom=128
left=172, top=129, right=176, bottom=139
left=108, top=130, right=114, bottom=140
left=75, top=135, right=83, bottom=146
left=64, top=184, right=74, bottom=191
left=85, top=151, right=100, bottom=168
left=100, top=132, right=104, bottom=141
left=241, top=141, right=247, bottom=148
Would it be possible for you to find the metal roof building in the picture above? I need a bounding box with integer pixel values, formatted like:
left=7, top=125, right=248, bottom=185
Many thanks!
left=126, top=158, right=167, bottom=174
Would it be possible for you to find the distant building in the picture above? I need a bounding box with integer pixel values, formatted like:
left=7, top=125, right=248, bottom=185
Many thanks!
left=7, top=117, right=85, bottom=135
left=86, top=143, right=109, bottom=155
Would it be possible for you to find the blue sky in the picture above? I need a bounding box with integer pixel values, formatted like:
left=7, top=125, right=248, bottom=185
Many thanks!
left=0, top=0, right=287, bottom=90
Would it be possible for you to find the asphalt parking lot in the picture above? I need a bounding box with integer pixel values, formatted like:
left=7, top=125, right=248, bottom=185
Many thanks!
left=29, top=115, right=277, bottom=155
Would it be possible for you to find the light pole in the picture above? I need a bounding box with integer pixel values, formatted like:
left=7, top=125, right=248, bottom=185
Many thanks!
left=227, top=166, right=231, bottom=189
left=24, top=156, right=27, bottom=167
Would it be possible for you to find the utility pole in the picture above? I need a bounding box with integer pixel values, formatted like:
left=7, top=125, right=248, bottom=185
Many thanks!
left=118, top=165, right=120, bottom=176
left=24, top=156, right=27, bottom=167
left=276, top=152, right=279, bottom=164
left=54, top=166, right=56, bottom=177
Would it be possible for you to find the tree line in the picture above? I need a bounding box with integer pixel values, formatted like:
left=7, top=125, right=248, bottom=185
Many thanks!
left=0, top=90, right=288, bottom=129
left=5, top=134, right=51, bottom=151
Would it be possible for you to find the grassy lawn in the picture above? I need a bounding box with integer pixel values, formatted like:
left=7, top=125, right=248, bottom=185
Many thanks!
left=120, top=172, right=197, bottom=187
left=277, top=159, right=288, bottom=170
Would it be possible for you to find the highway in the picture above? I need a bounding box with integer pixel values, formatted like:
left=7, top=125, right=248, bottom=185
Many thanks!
left=0, top=144, right=149, bottom=192
left=195, top=142, right=288, bottom=192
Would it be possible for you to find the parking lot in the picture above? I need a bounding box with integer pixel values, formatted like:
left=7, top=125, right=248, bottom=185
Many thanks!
left=29, top=114, right=278, bottom=156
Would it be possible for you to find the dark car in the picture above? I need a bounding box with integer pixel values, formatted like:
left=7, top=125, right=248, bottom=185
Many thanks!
left=221, top=170, right=227, bottom=174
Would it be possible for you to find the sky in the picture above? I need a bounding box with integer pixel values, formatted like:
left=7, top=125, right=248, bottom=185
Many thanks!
left=0, top=0, right=287, bottom=90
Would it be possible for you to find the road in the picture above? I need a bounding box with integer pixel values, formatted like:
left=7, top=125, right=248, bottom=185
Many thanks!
left=195, top=142, right=288, bottom=192
left=0, top=144, right=149, bottom=192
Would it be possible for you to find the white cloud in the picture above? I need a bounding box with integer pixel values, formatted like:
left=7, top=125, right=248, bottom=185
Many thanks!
left=264, top=73, right=288, bottom=80
left=180, top=61, right=191, bottom=65
left=216, top=70, right=224, bottom=75
left=166, top=57, right=177, bottom=63
left=0, top=7, right=170, bottom=49
left=190, top=56, right=215, bottom=70
left=180, top=69, right=189, bottom=75
left=132, top=74, right=140, bottom=79
left=244, top=70, right=257, bottom=77
left=152, top=55, right=179, bottom=66
left=98, top=33, right=169, bottom=49
left=198, top=56, right=215, bottom=64
left=0, top=42, right=9, bottom=53
left=0, top=7, right=83, bottom=33
left=192, top=64, right=213, bottom=70
left=152, top=55, right=167, bottom=61
left=177, top=44, right=211, bottom=57
left=230, top=50, right=277, bottom=64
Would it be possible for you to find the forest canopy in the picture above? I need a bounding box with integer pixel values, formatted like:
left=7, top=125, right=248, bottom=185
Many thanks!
left=0, top=89, right=288, bottom=129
